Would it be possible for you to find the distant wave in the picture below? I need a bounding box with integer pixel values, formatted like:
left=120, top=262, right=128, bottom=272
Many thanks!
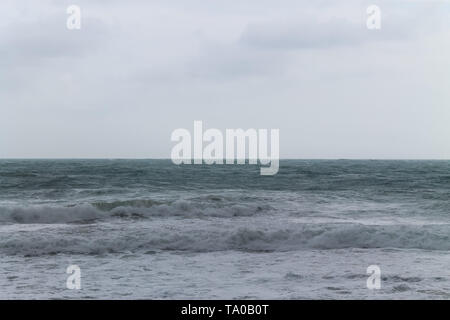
left=1, top=223, right=449, bottom=256
left=91, top=199, right=162, bottom=211
left=0, top=204, right=104, bottom=224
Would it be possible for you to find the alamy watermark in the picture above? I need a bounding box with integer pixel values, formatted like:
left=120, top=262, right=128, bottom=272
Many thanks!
left=366, top=5, right=381, bottom=30
left=66, top=5, right=81, bottom=30
left=66, top=265, right=81, bottom=290
left=366, top=265, right=381, bottom=290
left=171, top=121, right=279, bottom=175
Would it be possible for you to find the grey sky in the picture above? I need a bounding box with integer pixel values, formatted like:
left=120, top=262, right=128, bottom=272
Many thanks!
left=1, top=0, right=449, bottom=158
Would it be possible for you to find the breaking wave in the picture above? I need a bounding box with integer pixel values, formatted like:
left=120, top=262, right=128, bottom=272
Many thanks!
left=0, top=200, right=271, bottom=224
left=1, top=223, right=449, bottom=256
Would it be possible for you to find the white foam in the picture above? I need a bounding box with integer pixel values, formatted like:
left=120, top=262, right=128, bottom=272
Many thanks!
left=0, top=200, right=271, bottom=224
left=1, top=222, right=448, bottom=256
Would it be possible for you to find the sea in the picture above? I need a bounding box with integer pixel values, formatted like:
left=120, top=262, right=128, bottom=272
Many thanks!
left=0, top=159, right=449, bottom=299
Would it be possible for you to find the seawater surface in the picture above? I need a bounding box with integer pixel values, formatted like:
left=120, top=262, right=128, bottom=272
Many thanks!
left=0, top=160, right=449, bottom=299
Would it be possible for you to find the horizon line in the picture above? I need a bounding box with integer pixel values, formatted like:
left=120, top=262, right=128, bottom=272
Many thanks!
left=0, top=158, right=449, bottom=161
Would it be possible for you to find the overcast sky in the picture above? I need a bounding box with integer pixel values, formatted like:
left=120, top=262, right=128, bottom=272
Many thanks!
left=1, top=0, right=449, bottom=159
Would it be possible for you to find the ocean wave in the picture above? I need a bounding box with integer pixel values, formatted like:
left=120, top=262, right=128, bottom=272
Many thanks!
left=91, top=199, right=162, bottom=211
left=1, top=223, right=449, bottom=256
left=0, top=200, right=271, bottom=224
left=0, top=204, right=105, bottom=224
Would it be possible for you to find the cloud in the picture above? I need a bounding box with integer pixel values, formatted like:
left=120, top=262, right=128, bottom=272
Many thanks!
left=238, top=14, right=421, bottom=51
left=0, top=0, right=449, bottom=158
left=186, top=42, right=288, bottom=81
left=0, top=15, right=108, bottom=63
